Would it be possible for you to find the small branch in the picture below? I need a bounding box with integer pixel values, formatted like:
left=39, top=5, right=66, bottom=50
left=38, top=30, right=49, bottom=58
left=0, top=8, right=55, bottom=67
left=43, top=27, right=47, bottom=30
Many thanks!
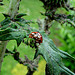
left=37, top=18, right=44, bottom=30
left=26, top=56, right=40, bottom=75
left=63, top=19, right=75, bottom=28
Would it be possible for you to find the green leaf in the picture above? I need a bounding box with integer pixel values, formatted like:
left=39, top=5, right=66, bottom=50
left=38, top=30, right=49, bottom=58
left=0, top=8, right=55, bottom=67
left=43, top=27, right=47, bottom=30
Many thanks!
left=48, top=38, right=75, bottom=61
left=0, top=18, right=11, bottom=26
left=16, top=13, right=27, bottom=18
left=16, top=38, right=23, bottom=46
left=67, top=15, right=74, bottom=21
left=2, top=13, right=10, bottom=18
left=0, top=27, right=26, bottom=46
left=0, top=28, right=25, bottom=40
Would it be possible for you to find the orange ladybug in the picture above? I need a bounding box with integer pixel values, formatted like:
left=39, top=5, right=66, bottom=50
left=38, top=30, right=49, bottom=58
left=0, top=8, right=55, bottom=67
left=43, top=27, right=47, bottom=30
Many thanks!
left=29, top=32, right=43, bottom=44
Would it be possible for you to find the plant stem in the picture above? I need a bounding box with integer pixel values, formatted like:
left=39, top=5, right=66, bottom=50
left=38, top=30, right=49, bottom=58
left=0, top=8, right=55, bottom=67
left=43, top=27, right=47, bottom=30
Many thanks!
left=0, top=0, right=21, bottom=73
left=0, top=41, right=8, bottom=73
left=8, top=0, right=21, bottom=19
left=26, top=56, right=40, bottom=75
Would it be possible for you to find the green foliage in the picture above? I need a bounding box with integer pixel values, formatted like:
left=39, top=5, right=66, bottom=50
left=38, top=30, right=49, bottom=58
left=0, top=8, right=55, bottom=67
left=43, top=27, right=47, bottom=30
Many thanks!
left=56, top=25, right=75, bottom=71
left=0, top=13, right=75, bottom=75
left=0, top=19, right=26, bottom=46
left=16, top=13, right=27, bottom=18
left=0, top=0, right=75, bottom=75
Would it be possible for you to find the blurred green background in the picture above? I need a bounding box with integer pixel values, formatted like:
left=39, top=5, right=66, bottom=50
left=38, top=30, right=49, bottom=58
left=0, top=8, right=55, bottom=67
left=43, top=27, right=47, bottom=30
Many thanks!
left=0, top=0, right=75, bottom=75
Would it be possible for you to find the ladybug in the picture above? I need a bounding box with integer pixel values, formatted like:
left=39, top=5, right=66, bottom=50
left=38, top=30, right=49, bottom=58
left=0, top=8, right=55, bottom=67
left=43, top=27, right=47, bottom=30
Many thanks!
left=29, top=32, right=43, bottom=45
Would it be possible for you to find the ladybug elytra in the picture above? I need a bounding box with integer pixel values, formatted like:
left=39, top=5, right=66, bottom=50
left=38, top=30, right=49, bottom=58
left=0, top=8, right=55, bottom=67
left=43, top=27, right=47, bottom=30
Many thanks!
left=29, top=32, right=43, bottom=44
